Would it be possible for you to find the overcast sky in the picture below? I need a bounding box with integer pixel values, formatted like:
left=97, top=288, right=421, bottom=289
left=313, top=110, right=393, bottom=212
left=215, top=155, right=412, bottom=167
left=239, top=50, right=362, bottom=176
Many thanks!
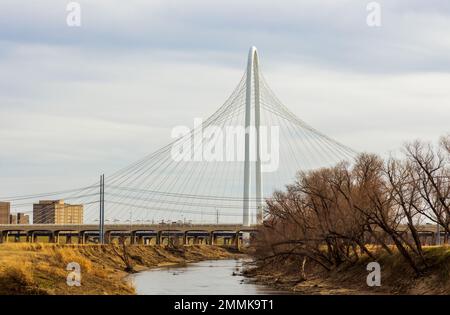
left=0, top=0, right=449, bottom=199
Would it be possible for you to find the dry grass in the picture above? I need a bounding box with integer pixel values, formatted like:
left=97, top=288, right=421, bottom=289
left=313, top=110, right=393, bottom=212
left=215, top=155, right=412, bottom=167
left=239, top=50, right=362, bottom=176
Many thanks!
left=0, top=263, right=36, bottom=294
left=0, top=243, right=236, bottom=295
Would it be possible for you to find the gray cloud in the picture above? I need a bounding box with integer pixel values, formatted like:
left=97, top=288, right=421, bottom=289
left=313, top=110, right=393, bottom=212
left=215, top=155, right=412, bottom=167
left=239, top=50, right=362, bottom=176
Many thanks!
left=0, top=0, right=449, bottom=201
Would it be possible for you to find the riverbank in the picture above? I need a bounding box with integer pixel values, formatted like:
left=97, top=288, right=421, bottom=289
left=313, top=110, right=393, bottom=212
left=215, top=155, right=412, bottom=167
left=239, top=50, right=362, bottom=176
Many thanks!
left=0, top=243, right=239, bottom=295
left=243, top=246, right=450, bottom=295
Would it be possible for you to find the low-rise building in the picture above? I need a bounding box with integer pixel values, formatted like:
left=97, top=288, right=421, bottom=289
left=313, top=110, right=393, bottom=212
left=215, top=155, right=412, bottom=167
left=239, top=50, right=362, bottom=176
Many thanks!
left=33, top=200, right=83, bottom=224
left=17, top=212, right=30, bottom=224
left=9, top=214, right=17, bottom=224
left=10, top=212, right=30, bottom=224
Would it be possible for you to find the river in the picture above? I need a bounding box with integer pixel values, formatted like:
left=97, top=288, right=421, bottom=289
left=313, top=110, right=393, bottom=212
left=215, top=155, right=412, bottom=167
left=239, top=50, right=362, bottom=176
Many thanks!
left=130, top=259, right=290, bottom=295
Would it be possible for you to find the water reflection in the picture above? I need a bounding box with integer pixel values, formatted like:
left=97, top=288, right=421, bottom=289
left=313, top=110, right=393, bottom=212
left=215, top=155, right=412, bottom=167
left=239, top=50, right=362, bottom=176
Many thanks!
left=131, top=259, right=289, bottom=295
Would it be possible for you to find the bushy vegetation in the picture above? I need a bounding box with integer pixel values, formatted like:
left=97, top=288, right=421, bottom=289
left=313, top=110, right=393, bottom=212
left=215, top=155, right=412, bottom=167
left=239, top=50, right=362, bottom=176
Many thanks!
left=256, top=135, right=450, bottom=276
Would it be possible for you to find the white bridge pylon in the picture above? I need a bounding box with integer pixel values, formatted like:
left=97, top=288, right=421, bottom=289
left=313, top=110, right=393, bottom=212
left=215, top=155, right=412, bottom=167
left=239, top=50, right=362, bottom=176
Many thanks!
left=8, top=47, right=357, bottom=227
left=243, top=46, right=263, bottom=227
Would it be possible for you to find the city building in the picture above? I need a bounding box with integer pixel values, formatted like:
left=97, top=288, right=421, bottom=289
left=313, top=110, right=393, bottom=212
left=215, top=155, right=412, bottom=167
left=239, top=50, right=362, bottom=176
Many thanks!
left=0, top=202, right=10, bottom=224
left=33, top=200, right=83, bottom=224
left=9, top=212, right=30, bottom=224
left=17, top=212, right=30, bottom=224
left=7, top=212, right=29, bottom=224
left=9, top=214, right=17, bottom=224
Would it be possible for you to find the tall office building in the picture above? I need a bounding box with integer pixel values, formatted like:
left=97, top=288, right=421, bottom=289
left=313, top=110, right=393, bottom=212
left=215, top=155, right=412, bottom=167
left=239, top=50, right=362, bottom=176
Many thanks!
left=33, top=200, right=83, bottom=224
left=0, top=202, right=10, bottom=224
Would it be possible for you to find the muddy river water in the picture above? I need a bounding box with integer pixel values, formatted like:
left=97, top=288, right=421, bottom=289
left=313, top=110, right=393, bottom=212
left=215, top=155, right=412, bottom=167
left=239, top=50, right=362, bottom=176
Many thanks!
left=131, top=259, right=290, bottom=295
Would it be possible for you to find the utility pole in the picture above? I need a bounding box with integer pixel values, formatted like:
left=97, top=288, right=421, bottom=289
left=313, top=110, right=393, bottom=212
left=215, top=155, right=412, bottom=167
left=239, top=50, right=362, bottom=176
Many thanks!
left=99, top=174, right=105, bottom=244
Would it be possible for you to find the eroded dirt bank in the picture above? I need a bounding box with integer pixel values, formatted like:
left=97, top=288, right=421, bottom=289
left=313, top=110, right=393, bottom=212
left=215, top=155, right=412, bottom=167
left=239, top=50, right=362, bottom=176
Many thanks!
left=0, top=243, right=238, bottom=295
left=243, top=246, right=450, bottom=295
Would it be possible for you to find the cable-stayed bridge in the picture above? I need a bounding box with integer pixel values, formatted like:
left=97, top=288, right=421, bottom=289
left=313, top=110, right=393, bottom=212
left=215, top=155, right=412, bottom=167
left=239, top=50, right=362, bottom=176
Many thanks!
left=0, top=47, right=356, bottom=244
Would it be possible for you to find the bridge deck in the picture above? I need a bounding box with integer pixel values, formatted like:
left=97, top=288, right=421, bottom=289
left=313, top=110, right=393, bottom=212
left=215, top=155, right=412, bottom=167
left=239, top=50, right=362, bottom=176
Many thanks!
left=0, top=223, right=258, bottom=233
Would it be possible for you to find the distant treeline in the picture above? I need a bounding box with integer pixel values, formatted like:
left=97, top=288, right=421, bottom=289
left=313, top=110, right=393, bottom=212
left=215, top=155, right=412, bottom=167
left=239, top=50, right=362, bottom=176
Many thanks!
left=256, top=134, right=450, bottom=275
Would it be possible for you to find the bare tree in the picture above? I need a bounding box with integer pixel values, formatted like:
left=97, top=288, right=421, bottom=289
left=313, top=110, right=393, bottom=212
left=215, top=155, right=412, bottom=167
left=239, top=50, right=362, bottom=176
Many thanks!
left=384, top=158, right=427, bottom=265
left=256, top=135, right=449, bottom=277
left=405, top=141, right=450, bottom=242
left=441, top=134, right=450, bottom=155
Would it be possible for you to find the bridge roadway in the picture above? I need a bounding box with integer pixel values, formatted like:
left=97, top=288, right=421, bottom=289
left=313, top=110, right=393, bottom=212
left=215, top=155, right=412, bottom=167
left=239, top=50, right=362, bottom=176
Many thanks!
left=0, top=223, right=258, bottom=248
left=0, top=224, right=442, bottom=247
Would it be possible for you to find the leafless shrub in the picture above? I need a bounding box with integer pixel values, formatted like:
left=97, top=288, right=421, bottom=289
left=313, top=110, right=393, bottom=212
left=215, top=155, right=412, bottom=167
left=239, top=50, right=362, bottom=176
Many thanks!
left=404, top=140, right=450, bottom=242
left=257, top=135, right=450, bottom=276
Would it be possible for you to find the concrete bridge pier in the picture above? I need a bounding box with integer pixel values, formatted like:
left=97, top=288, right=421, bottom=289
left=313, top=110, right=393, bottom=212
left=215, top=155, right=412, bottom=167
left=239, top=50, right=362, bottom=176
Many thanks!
left=208, top=232, right=215, bottom=245
left=49, top=232, right=55, bottom=243
left=2, top=231, right=8, bottom=243
left=78, top=232, right=83, bottom=244
left=53, top=232, right=60, bottom=244
left=130, top=232, right=136, bottom=245
left=136, top=235, right=145, bottom=245
left=147, top=237, right=154, bottom=245
left=26, top=231, right=32, bottom=243
left=156, top=231, right=162, bottom=245
left=105, top=233, right=111, bottom=244
left=0, top=231, right=7, bottom=243
left=103, top=231, right=112, bottom=244
left=165, top=232, right=177, bottom=245
left=433, top=231, right=440, bottom=245
left=78, top=232, right=91, bottom=244
left=133, top=233, right=145, bottom=245
left=233, top=232, right=240, bottom=250
left=83, top=233, right=88, bottom=244
left=183, top=232, right=188, bottom=245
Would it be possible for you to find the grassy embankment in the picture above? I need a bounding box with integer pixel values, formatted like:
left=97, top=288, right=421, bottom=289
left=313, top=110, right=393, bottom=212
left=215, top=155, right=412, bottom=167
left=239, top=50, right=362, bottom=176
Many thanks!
left=0, top=243, right=237, bottom=295
left=244, top=246, right=450, bottom=294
